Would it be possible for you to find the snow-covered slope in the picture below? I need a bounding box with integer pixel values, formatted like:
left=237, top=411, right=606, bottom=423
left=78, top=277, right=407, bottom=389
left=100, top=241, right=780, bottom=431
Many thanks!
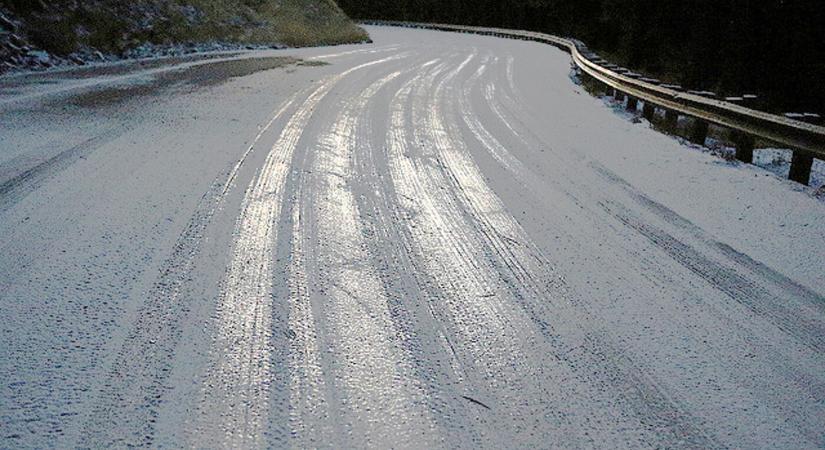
left=1, top=26, right=824, bottom=448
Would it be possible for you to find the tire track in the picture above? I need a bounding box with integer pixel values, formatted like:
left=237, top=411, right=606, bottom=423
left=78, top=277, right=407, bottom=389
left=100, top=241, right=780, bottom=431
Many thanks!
left=0, top=129, right=125, bottom=214
left=495, top=53, right=822, bottom=331
left=78, top=92, right=304, bottom=448
left=354, top=59, right=491, bottom=447
left=432, top=51, right=728, bottom=447
left=443, top=52, right=721, bottom=448
left=383, top=50, right=659, bottom=447
left=600, top=198, right=825, bottom=355
left=464, top=54, right=821, bottom=439
left=386, top=54, right=545, bottom=446
left=189, top=53, right=409, bottom=449
left=306, top=44, right=401, bottom=61
left=284, top=180, right=333, bottom=447
left=296, top=67, right=443, bottom=447
left=589, top=160, right=825, bottom=312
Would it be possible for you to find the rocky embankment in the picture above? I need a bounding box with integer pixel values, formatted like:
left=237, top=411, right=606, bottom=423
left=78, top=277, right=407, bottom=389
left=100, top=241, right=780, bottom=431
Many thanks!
left=0, top=0, right=367, bottom=73
left=0, top=10, right=54, bottom=71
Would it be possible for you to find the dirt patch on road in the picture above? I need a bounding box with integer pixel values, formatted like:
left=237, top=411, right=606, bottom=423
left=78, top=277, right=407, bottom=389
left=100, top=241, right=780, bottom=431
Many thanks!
left=0, top=53, right=244, bottom=89
left=296, top=60, right=330, bottom=67
left=177, top=56, right=302, bottom=87
left=66, top=55, right=304, bottom=108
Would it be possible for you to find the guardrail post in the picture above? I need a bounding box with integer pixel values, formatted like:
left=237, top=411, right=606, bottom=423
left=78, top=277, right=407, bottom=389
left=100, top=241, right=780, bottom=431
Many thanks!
left=626, top=96, right=638, bottom=111
left=664, top=110, right=679, bottom=130
left=614, top=90, right=625, bottom=102
left=732, top=131, right=755, bottom=163
left=642, top=102, right=655, bottom=121
left=689, top=119, right=709, bottom=146
left=788, top=151, right=814, bottom=185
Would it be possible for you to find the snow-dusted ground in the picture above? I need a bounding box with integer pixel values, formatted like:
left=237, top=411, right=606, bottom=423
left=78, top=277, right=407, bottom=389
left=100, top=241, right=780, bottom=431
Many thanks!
left=589, top=89, right=825, bottom=194
left=1, top=25, right=824, bottom=448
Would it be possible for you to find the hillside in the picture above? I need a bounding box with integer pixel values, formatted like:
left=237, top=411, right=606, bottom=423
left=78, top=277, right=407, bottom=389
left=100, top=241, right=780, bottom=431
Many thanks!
left=0, top=0, right=367, bottom=72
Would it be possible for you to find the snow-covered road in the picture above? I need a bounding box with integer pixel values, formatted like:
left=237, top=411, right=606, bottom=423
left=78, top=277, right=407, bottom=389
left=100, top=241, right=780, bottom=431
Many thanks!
left=2, top=26, right=825, bottom=448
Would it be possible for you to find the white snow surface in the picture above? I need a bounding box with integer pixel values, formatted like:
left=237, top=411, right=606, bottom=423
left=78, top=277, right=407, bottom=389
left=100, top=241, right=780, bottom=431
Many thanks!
left=1, top=25, right=824, bottom=448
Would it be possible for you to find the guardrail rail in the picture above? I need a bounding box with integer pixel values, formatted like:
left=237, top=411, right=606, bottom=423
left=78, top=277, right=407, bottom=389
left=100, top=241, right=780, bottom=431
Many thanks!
left=364, top=20, right=825, bottom=186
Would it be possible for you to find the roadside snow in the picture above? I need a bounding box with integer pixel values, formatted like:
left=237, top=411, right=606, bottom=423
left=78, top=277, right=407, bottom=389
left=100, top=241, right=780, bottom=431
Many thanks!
left=590, top=89, right=825, bottom=195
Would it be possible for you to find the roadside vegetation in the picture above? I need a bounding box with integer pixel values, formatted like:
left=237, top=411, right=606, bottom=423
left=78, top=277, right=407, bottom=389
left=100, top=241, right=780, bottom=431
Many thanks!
left=0, top=0, right=367, bottom=68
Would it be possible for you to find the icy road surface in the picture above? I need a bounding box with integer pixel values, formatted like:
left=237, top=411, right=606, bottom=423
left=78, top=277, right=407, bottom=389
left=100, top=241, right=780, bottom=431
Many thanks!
left=2, top=26, right=825, bottom=449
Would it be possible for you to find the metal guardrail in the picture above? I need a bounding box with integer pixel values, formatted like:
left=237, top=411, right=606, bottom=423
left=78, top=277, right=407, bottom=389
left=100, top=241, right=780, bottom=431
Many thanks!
left=363, top=20, right=825, bottom=185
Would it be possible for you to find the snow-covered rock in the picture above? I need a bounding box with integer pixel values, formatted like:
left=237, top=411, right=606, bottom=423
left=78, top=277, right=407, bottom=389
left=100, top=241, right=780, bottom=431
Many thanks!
left=26, top=49, right=50, bottom=64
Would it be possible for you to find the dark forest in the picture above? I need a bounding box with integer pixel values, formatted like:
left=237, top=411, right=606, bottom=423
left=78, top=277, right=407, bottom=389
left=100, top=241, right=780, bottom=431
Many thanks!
left=338, top=0, right=825, bottom=114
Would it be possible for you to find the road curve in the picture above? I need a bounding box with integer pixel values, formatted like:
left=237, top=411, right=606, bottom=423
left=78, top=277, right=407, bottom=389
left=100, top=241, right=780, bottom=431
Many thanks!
left=1, top=26, right=824, bottom=449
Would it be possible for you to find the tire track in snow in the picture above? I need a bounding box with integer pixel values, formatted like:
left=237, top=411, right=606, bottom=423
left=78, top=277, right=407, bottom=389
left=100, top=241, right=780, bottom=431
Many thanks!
left=295, top=67, right=443, bottom=447
left=424, top=51, right=674, bottom=447
left=497, top=54, right=824, bottom=342
left=469, top=53, right=824, bottom=446
left=600, top=198, right=825, bottom=355
left=283, top=180, right=333, bottom=446
left=382, top=51, right=647, bottom=446
left=496, top=53, right=825, bottom=358
left=484, top=54, right=783, bottom=446
left=389, top=57, right=539, bottom=446
left=353, top=59, right=493, bottom=447
left=440, top=52, right=721, bottom=448
left=305, top=44, right=401, bottom=61
left=589, top=160, right=825, bottom=312
left=78, top=91, right=306, bottom=448
left=189, top=53, right=409, bottom=449
left=0, top=128, right=125, bottom=214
